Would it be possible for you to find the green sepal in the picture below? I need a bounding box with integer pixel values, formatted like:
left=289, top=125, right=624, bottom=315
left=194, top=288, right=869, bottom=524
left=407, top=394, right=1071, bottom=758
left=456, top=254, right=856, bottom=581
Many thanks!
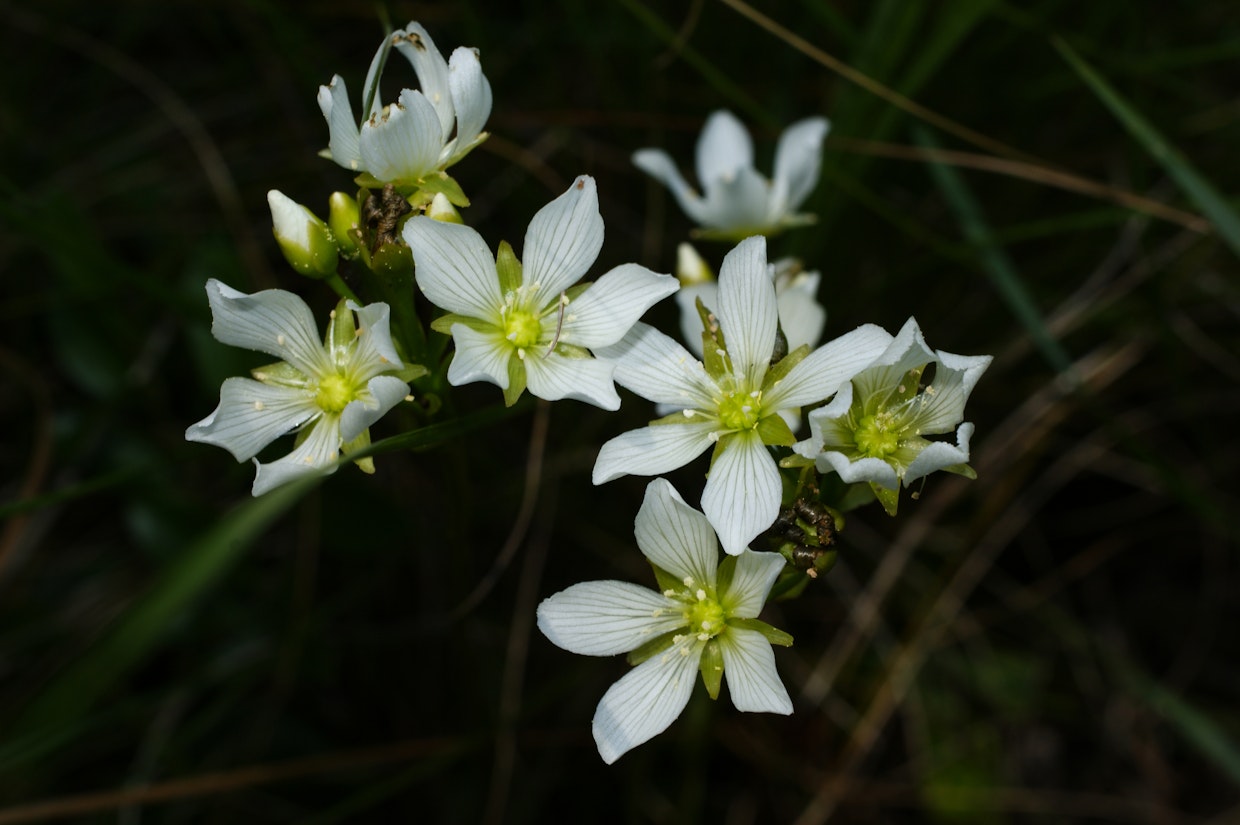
left=755, top=413, right=796, bottom=447
left=779, top=453, right=815, bottom=469
left=714, top=554, right=737, bottom=603
left=626, top=628, right=681, bottom=666
left=553, top=343, right=591, bottom=359
left=871, top=482, right=900, bottom=516
left=367, top=240, right=414, bottom=280
left=726, top=617, right=793, bottom=647
left=699, top=639, right=724, bottom=700
left=701, top=331, right=729, bottom=381
left=650, top=562, right=687, bottom=595
left=413, top=171, right=471, bottom=207
left=762, top=344, right=810, bottom=389
left=707, top=433, right=731, bottom=470
left=836, top=482, right=877, bottom=513
left=689, top=213, right=815, bottom=243
left=940, top=462, right=978, bottom=480
left=251, top=360, right=309, bottom=388
left=341, top=427, right=376, bottom=474
left=496, top=240, right=522, bottom=295
left=563, top=281, right=593, bottom=303
left=649, top=409, right=703, bottom=426
left=393, top=362, right=429, bottom=383
left=431, top=313, right=491, bottom=336
left=502, top=354, right=526, bottom=407
left=327, top=298, right=355, bottom=353
left=352, top=171, right=471, bottom=208
left=769, top=566, right=812, bottom=601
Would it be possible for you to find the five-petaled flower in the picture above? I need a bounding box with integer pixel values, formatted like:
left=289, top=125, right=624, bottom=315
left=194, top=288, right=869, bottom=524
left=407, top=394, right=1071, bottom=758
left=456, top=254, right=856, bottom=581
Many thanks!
left=186, top=280, right=416, bottom=496
left=792, top=317, right=991, bottom=515
left=403, top=176, right=679, bottom=410
left=633, top=110, right=829, bottom=240
left=537, top=478, right=793, bottom=764
left=318, top=21, right=492, bottom=188
left=593, top=235, right=890, bottom=554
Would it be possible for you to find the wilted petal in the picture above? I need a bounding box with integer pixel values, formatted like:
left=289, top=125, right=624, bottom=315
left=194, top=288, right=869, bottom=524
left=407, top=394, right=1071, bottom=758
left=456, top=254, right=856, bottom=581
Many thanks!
left=339, top=374, right=410, bottom=442
left=561, top=265, right=678, bottom=349
left=251, top=414, right=342, bottom=496
left=701, top=430, right=781, bottom=555
left=595, top=323, right=716, bottom=410
left=696, top=110, right=753, bottom=187
left=523, top=176, right=605, bottom=308
left=593, top=420, right=717, bottom=484
left=205, top=279, right=329, bottom=377
left=723, top=550, right=787, bottom=618
left=716, top=236, right=776, bottom=383
left=358, top=88, right=443, bottom=182
left=316, top=76, right=362, bottom=171
left=524, top=351, right=619, bottom=410
left=633, top=478, right=719, bottom=587
left=817, top=451, right=900, bottom=489
left=719, top=628, right=792, bottom=714
left=537, top=581, right=684, bottom=656
left=404, top=217, right=503, bottom=322
left=186, top=377, right=317, bottom=462
left=592, top=640, right=700, bottom=764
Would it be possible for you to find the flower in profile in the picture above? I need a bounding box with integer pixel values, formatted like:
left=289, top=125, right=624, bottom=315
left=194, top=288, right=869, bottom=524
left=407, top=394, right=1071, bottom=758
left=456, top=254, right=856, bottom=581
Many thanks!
left=403, top=175, right=678, bottom=410
left=633, top=110, right=829, bottom=240
left=792, top=318, right=991, bottom=515
left=537, top=478, right=793, bottom=764
left=317, top=22, right=492, bottom=188
left=186, top=280, right=417, bottom=495
left=593, top=235, right=891, bottom=554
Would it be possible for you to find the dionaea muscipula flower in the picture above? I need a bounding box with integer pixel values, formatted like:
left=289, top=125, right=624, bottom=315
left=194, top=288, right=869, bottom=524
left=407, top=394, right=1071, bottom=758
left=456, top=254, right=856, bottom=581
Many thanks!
left=537, top=478, right=793, bottom=764
left=403, top=175, right=678, bottom=410
left=318, top=21, right=492, bottom=188
left=268, top=190, right=339, bottom=279
left=633, top=110, right=829, bottom=240
left=792, top=318, right=991, bottom=515
left=593, top=236, right=890, bottom=555
left=186, top=280, right=421, bottom=495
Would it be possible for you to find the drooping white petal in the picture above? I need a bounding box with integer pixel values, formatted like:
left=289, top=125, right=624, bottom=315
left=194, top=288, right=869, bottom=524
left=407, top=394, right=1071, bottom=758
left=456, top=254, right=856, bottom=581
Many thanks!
left=632, top=149, right=709, bottom=226
left=445, top=323, right=511, bottom=389
left=523, top=176, right=605, bottom=308
left=391, top=22, right=454, bottom=140
left=719, top=628, right=792, bottom=714
left=445, top=46, right=492, bottom=161
left=205, top=280, right=330, bottom=378
left=716, top=236, right=777, bottom=384
left=907, top=351, right=991, bottom=435
left=537, top=581, right=685, bottom=656
left=722, top=550, right=787, bottom=618
left=904, top=422, right=974, bottom=484
left=316, top=76, right=362, bottom=171
left=186, top=377, right=318, bottom=462
left=339, top=374, right=410, bottom=442
left=524, top=351, right=620, bottom=410
left=793, top=384, right=855, bottom=458
left=560, top=265, right=678, bottom=349
left=251, top=414, right=342, bottom=496
left=816, top=451, right=900, bottom=489
left=765, top=324, right=894, bottom=411
left=633, top=478, right=719, bottom=587
left=358, top=88, right=443, bottom=182
left=697, top=167, right=774, bottom=231
left=696, top=110, right=753, bottom=188
left=404, top=217, right=503, bottom=322
left=701, top=430, right=781, bottom=555
left=594, top=323, right=716, bottom=410
left=347, top=301, right=405, bottom=380
left=592, top=420, right=717, bottom=485
left=592, top=639, right=700, bottom=764
left=769, top=116, right=829, bottom=218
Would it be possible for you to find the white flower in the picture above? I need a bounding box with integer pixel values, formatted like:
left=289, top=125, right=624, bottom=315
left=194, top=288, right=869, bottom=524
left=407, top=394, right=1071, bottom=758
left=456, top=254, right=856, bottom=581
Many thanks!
left=186, top=280, right=412, bottom=495
left=537, top=478, right=793, bottom=764
left=792, top=318, right=991, bottom=514
left=403, top=176, right=678, bottom=410
left=317, top=22, right=492, bottom=185
left=593, top=235, right=891, bottom=554
left=633, top=110, right=829, bottom=239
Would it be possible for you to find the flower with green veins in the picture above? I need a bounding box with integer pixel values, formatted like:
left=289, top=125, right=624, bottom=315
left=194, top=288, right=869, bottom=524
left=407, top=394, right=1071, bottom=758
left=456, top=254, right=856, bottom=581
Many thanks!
left=791, top=318, right=991, bottom=515
left=403, top=175, right=678, bottom=410
left=186, top=280, right=423, bottom=495
left=536, top=478, right=793, bottom=764
left=593, top=235, right=891, bottom=554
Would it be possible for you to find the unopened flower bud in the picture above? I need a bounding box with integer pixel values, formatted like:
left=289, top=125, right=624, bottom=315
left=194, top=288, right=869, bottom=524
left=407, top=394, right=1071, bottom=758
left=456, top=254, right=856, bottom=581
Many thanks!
left=268, top=190, right=338, bottom=279
left=327, top=192, right=361, bottom=258
left=426, top=192, right=463, bottom=224
left=676, top=243, right=713, bottom=286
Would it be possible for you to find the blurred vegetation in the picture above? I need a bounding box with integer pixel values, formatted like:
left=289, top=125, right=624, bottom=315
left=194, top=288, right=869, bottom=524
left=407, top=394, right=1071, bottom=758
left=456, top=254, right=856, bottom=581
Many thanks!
left=2, top=0, right=1239, bottom=822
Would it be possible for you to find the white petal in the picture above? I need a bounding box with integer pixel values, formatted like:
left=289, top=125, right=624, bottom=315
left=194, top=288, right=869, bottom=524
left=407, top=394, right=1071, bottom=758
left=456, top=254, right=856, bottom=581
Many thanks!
left=446, top=46, right=492, bottom=161
left=592, top=421, right=716, bottom=484
left=770, top=116, right=829, bottom=217
left=632, top=149, right=710, bottom=226
left=716, top=236, right=777, bottom=384
left=251, top=415, right=341, bottom=496
left=701, top=430, right=780, bottom=555
left=524, top=351, right=619, bottom=410
left=766, top=323, right=894, bottom=411
left=391, top=22, right=454, bottom=139
left=816, top=451, right=900, bottom=489
left=676, top=282, right=719, bottom=358
left=339, top=374, right=409, bottom=442
left=633, top=478, right=719, bottom=587
left=793, top=383, right=855, bottom=459
left=186, top=377, right=317, bottom=462
left=523, top=176, right=604, bottom=308
left=205, top=279, right=329, bottom=378
left=445, top=323, right=510, bottom=389
left=910, top=351, right=992, bottom=435
left=723, top=550, right=787, bottom=618
left=697, top=167, right=774, bottom=231
left=358, top=88, right=443, bottom=182
left=347, top=301, right=405, bottom=380
left=537, top=581, right=684, bottom=656
left=775, top=270, right=826, bottom=350
left=316, top=76, right=362, bottom=171
left=720, top=628, right=792, bottom=714
left=594, top=323, right=716, bottom=409
left=561, top=265, right=678, bottom=349
left=904, top=422, right=974, bottom=484
left=592, top=640, right=700, bottom=764
left=404, top=217, right=503, bottom=321
left=695, top=110, right=753, bottom=187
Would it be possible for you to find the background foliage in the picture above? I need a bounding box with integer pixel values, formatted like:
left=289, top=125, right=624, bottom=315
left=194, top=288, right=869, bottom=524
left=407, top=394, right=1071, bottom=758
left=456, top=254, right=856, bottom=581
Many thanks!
left=2, top=0, right=1238, bottom=822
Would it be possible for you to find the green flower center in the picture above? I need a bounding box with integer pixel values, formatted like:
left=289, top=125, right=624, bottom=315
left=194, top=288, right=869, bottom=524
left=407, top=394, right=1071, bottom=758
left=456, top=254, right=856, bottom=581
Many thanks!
left=504, top=308, right=542, bottom=351
left=854, top=413, right=900, bottom=458
left=315, top=372, right=356, bottom=414
left=717, top=388, right=761, bottom=431
left=684, top=594, right=726, bottom=640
